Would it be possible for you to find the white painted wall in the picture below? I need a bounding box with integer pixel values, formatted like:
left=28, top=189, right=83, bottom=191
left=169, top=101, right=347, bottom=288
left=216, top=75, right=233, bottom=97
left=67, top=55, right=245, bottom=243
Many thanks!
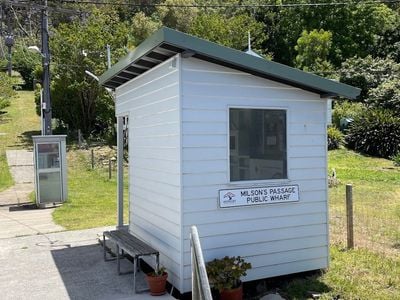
left=115, top=56, right=183, bottom=290
left=180, top=57, right=329, bottom=292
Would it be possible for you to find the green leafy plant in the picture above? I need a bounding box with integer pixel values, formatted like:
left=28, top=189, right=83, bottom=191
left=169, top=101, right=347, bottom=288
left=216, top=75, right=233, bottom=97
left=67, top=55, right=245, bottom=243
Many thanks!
left=367, top=79, right=400, bottom=116
left=392, top=152, right=400, bottom=166
left=346, top=109, right=400, bottom=158
left=332, top=101, right=366, bottom=130
left=0, top=72, right=16, bottom=111
left=149, top=266, right=167, bottom=277
left=206, top=256, right=252, bottom=291
left=327, top=126, right=344, bottom=150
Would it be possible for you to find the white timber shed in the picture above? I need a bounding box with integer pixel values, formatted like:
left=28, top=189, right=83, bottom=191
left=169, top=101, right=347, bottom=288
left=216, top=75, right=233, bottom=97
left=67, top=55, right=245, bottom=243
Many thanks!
left=99, top=27, right=361, bottom=294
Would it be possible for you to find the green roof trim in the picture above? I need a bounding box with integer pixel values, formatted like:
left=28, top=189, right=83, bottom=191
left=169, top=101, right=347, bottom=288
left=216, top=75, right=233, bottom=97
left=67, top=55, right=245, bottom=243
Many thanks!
left=99, top=27, right=361, bottom=99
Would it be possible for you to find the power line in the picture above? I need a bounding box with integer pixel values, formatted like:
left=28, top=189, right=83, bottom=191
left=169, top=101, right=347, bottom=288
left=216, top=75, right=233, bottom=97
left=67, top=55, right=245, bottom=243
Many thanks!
left=57, top=0, right=400, bottom=8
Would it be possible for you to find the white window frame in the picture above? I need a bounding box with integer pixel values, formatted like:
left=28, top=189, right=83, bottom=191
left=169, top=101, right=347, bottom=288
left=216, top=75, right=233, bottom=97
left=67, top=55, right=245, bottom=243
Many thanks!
left=227, top=105, right=291, bottom=185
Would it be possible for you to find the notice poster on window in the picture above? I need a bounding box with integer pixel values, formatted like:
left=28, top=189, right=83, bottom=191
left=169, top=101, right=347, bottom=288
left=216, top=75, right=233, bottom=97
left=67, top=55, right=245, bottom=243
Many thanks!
left=219, top=185, right=299, bottom=208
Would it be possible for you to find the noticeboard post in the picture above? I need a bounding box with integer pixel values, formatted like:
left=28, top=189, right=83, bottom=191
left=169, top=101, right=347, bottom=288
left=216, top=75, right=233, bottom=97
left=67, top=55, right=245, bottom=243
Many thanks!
left=32, top=135, right=67, bottom=207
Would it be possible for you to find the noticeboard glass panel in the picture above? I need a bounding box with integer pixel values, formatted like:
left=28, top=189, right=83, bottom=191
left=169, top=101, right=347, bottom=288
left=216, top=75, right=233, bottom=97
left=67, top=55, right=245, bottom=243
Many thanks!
left=37, top=143, right=60, bottom=169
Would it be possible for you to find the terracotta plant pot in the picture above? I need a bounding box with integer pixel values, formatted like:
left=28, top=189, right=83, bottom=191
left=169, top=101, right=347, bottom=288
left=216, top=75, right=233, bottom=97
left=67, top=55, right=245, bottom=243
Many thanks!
left=146, top=272, right=168, bottom=296
left=220, top=284, right=243, bottom=300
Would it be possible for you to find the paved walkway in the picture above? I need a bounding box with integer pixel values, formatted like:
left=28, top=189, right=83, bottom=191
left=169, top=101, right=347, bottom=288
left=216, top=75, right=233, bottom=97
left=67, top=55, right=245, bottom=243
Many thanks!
left=0, top=150, right=63, bottom=239
left=0, top=227, right=175, bottom=300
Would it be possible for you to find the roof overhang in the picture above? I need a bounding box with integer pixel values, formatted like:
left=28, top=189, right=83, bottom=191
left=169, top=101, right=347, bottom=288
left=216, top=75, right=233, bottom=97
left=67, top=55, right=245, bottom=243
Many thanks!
left=99, top=27, right=361, bottom=99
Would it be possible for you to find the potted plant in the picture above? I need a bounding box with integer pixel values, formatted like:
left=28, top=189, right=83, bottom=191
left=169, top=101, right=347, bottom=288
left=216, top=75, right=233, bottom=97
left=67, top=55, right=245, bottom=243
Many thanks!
left=145, top=266, right=168, bottom=296
left=206, top=256, right=252, bottom=300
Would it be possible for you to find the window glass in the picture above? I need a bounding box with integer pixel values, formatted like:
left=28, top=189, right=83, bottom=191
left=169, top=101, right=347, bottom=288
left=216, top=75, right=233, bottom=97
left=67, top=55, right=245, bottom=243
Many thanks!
left=230, top=108, right=287, bottom=181
left=37, top=143, right=60, bottom=169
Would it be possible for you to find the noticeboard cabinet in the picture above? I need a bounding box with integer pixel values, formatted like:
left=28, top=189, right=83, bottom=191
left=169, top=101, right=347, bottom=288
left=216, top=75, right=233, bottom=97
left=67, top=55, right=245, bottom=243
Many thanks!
left=32, top=135, right=67, bottom=206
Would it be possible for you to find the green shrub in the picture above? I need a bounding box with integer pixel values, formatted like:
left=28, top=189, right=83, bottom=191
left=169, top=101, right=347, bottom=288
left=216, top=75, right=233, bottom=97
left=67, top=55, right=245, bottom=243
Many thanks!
left=327, top=126, right=344, bottom=150
left=392, top=152, right=400, bottom=166
left=332, top=101, right=366, bottom=129
left=367, top=79, right=400, bottom=116
left=346, top=109, right=400, bottom=158
left=0, top=72, right=16, bottom=110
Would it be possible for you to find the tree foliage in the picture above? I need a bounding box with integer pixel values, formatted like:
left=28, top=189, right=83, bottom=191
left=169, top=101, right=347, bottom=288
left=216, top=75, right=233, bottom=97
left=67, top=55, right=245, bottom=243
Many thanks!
left=156, top=0, right=199, bottom=32
left=189, top=12, right=267, bottom=53
left=338, top=56, right=400, bottom=101
left=295, top=29, right=333, bottom=74
left=0, top=73, right=16, bottom=111
left=367, top=79, right=400, bottom=115
left=49, top=7, right=129, bottom=136
left=260, top=1, right=397, bottom=67
left=129, top=12, right=162, bottom=47
left=12, top=42, right=41, bottom=89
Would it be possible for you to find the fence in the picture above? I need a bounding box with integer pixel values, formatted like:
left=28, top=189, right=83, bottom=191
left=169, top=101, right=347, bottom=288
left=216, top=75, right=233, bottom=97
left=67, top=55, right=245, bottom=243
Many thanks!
left=329, top=184, right=400, bottom=257
left=75, top=147, right=123, bottom=181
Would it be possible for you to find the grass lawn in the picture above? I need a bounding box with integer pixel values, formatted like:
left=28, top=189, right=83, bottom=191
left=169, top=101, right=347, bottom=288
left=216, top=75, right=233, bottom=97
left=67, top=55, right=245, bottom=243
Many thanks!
left=281, top=246, right=399, bottom=300
left=328, top=148, right=400, bottom=254
left=277, top=149, right=400, bottom=299
left=52, top=148, right=129, bottom=230
left=0, top=90, right=40, bottom=191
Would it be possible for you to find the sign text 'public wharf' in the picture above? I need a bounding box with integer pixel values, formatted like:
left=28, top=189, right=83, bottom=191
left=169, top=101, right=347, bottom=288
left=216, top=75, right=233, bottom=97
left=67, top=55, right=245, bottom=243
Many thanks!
left=219, top=185, right=300, bottom=208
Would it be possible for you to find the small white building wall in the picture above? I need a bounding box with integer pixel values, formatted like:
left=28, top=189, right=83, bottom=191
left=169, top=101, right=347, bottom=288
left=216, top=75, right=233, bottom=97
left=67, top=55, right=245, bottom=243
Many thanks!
left=180, top=57, right=329, bottom=292
left=115, top=56, right=183, bottom=291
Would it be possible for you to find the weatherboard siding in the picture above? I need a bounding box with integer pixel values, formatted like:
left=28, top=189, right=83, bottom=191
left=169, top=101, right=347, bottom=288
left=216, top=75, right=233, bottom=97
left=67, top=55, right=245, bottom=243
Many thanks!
left=180, top=57, right=328, bottom=292
left=115, top=56, right=183, bottom=290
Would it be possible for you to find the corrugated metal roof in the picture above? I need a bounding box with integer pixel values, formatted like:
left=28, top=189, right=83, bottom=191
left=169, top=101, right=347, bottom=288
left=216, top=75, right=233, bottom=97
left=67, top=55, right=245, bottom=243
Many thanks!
left=99, top=27, right=360, bottom=99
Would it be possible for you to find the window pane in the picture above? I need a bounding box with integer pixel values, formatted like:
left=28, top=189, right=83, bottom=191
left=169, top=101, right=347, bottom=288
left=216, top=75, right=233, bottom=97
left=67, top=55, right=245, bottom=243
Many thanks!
left=230, top=108, right=287, bottom=181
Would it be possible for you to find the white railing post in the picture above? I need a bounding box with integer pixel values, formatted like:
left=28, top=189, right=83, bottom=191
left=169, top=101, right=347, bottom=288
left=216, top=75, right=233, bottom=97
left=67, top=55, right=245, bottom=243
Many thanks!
left=190, top=226, right=212, bottom=300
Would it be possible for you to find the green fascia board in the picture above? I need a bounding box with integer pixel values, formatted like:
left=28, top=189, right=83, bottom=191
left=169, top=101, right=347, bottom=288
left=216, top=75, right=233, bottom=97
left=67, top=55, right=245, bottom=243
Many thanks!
left=99, top=27, right=361, bottom=99
left=99, top=28, right=166, bottom=86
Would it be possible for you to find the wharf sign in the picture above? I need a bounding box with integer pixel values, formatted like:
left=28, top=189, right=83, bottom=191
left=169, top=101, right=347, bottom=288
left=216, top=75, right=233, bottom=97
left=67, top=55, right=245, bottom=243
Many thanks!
left=218, top=185, right=299, bottom=208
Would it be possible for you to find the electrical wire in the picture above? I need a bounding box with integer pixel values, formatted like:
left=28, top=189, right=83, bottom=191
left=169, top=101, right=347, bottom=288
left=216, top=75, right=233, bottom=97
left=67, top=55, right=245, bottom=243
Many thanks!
left=57, top=0, right=400, bottom=8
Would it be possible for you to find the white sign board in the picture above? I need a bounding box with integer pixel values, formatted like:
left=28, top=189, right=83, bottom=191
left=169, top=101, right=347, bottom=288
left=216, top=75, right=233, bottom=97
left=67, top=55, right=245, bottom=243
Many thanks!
left=219, top=185, right=299, bottom=208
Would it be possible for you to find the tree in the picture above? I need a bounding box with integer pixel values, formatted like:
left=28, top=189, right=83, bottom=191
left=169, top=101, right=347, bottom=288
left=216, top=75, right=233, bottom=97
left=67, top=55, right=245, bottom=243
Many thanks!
left=12, top=42, right=41, bottom=89
left=129, top=12, right=162, bottom=47
left=156, top=0, right=198, bottom=32
left=260, top=0, right=397, bottom=67
left=0, top=72, right=16, bottom=111
left=338, top=56, right=400, bottom=101
left=189, top=12, right=267, bottom=54
left=367, top=79, right=400, bottom=115
left=294, top=29, right=333, bottom=75
left=50, top=7, right=129, bottom=136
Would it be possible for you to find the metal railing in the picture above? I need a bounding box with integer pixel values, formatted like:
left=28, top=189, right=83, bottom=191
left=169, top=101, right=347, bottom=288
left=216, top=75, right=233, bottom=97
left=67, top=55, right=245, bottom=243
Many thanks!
left=190, top=226, right=213, bottom=300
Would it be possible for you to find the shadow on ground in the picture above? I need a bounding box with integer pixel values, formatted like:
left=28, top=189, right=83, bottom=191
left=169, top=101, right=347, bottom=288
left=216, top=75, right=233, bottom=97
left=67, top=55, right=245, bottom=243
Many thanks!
left=51, top=243, right=147, bottom=300
left=8, top=203, right=37, bottom=211
left=9, top=130, right=41, bottom=149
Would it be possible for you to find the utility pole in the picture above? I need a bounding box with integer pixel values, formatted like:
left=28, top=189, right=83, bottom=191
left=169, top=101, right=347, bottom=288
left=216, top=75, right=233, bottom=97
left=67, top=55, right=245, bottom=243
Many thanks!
left=4, top=5, right=14, bottom=77
left=41, top=0, right=52, bottom=135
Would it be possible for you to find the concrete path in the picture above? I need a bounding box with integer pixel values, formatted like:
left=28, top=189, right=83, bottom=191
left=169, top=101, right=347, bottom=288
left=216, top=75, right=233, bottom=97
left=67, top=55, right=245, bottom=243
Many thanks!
left=0, top=150, right=63, bottom=238
left=0, top=227, right=175, bottom=300
left=6, top=149, right=34, bottom=184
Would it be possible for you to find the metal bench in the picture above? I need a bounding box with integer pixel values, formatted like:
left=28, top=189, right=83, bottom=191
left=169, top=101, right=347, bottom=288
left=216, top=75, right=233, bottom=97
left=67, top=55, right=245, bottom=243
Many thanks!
left=103, top=229, right=160, bottom=293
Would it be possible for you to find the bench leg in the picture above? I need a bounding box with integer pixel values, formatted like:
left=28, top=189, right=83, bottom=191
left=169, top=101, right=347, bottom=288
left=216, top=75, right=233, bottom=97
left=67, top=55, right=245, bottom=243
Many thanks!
left=133, top=257, right=137, bottom=293
left=103, top=234, right=106, bottom=261
left=103, top=235, right=117, bottom=262
left=117, top=244, right=121, bottom=275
